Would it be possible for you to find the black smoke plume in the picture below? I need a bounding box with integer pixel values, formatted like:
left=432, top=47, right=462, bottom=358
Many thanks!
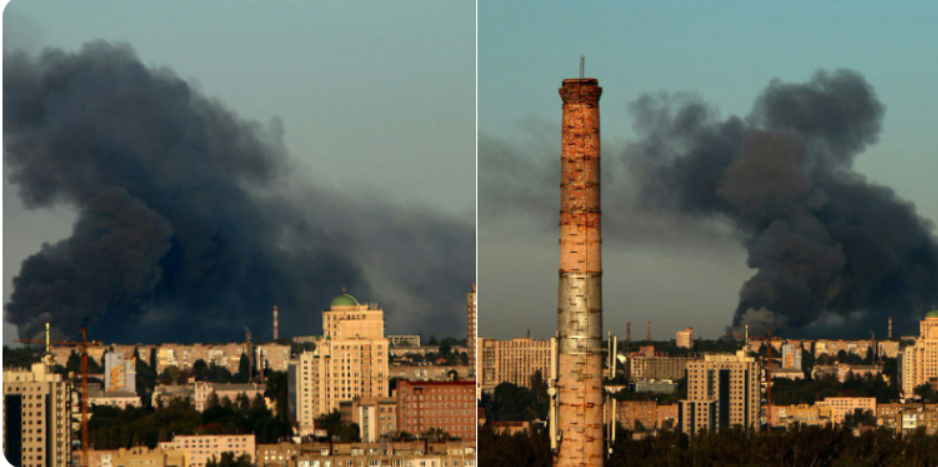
left=4, top=41, right=473, bottom=343
left=630, top=69, right=938, bottom=337
left=481, top=70, right=938, bottom=337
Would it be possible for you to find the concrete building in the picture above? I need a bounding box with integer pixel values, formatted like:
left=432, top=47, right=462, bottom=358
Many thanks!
left=104, top=352, right=137, bottom=393
left=158, top=434, right=255, bottom=467
left=3, top=363, right=73, bottom=467
left=781, top=343, right=802, bottom=371
left=110, top=446, right=188, bottom=467
left=397, top=381, right=475, bottom=441
left=389, top=364, right=471, bottom=382
left=289, top=441, right=475, bottom=467
left=343, top=396, right=398, bottom=442
left=296, top=293, right=389, bottom=435
left=192, top=382, right=266, bottom=412
left=88, top=387, right=142, bottom=409
left=676, top=328, right=694, bottom=349
left=679, top=351, right=761, bottom=436
left=816, top=397, right=876, bottom=425
left=387, top=335, right=421, bottom=347
left=900, top=310, right=938, bottom=397
left=629, top=355, right=695, bottom=382
left=255, top=344, right=290, bottom=374
left=767, top=404, right=832, bottom=428
left=813, top=363, right=883, bottom=383
left=467, top=284, right=477, bottom=378
left=609, top=400, right=657, bottom=431
left=478, top=338, right=551, bottom=392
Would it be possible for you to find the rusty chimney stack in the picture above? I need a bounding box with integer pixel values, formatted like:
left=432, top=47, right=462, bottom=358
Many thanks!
left=647, top=321, right=651, bottom=343
left=888, top=316, right=893, bottom=340
left=554, top=65, right=604, bottom=467
left=273, top=305, right=279, bottom=341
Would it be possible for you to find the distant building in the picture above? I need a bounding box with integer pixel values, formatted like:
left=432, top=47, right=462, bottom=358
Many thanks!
left=816, top=397, right=876, bottom=425
left=159, top=434, right=254, bottom=467
left=630, top=380, right=678, bottom=394
left=2, top=363, right=73, bottom=467
left=342, top=396, right=398, bottom=442
left=255, top=344, right=290, bottom=373
left=111, top=446, right=188, bottom=467
left=389, top=364, right=471, bottom=382
left=679, top=351, right=761, bottom=436
left=900, top=310, right=938, bottom=397
left=289, top=441, right=475, bottom=467
left=812, top=363, right=882, bottom=383
left=193, top=382, right=266, bottom=412
left=397, top=381, right=475, bottom=441
left=781, top=343, right=802, bottom=371
left=768, top=404, right=832, bottom=428
left=676, top=328, right=694, bottom=349
left=387, top=335, right=422, bottom=347
left=479, top=338, right=551, bottom=392
left=296, top=293, right=389, bottom=436
left=104, top=352, right=137, bottom=393
left=468, top=284, right=477, bottom=378
left=629, top=355, right=695, bottom=382
left=89, top=387, right=142, bottom=409
left=609, top=400, right=657, bottom=431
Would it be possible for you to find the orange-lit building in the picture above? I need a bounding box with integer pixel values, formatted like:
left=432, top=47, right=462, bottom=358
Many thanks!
left=396, top=381, right=475, bottom=441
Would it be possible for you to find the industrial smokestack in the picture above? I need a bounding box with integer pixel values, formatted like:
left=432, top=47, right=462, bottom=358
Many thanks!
left=626, top=321, right=631, bottom=349
left=554, top=72, right=604, bottom=467
left=889, top=316, right=893, bottom=340
left=273, top=305, right=279, bottom=341
left=647, top=321, right=651, bottom=344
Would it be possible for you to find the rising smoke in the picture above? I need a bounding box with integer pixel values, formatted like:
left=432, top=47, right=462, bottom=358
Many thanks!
left=4, top=41, right=473, bottom=343
left=482, top=69, right=938, bottom=337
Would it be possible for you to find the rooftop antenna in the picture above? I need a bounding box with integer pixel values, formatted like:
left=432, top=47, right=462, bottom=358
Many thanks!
left=580, top=55, right=585, bottom=79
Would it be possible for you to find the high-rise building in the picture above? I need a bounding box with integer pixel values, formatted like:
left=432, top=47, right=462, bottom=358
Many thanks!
left=296, top=293, right=390, bottom=435
left=104, top=352, right=136, bottom=393
left=397, top=381, right=476, bottom=441
left=468, top=284, right=477, bottom=378
left=781, top=343, right=803, bottom=371
left=679, top=351, right=761, bottom=436
left=554, top=71, right=605, bottom=467
left=2, top=363, right=73, bottom=467
left=479, top=338, right=551, bottom=392
left=676, top=328, right=694, bottom=349
left=899, top=310, right=938, bottom=397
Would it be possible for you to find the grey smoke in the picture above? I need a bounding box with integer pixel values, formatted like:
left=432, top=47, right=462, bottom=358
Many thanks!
left=4, top=41, right=473, bottom=343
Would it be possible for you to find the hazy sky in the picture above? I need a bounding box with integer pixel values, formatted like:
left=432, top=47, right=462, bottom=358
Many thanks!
left=479, top=1, right=938, bottom=340
left=2, top=0, right=475, bottom=344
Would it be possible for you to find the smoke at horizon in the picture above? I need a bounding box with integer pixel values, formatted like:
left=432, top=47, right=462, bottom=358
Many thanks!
left=481, top=69, right=938, bottom=338
left=4, top=41, right=474, bottom=344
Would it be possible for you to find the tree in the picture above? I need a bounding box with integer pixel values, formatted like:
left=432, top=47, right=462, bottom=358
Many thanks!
left=315, top=410, right=360, bottom=442
left=234, top=354, right=251, bottom=383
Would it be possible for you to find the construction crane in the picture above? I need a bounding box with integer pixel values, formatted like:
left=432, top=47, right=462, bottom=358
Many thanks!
left=16, top=326, right=103, bottom=467
left=733, top=328, right=784, bottom=429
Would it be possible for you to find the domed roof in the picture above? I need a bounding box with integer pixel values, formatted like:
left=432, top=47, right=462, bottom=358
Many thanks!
left=926, top=309, right=938, bottom=319
left=331, top=293, right=359, bottom=308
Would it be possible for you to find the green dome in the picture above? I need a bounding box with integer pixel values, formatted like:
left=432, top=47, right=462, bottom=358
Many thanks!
left=926, top=309, right=938, bottom=319
left=331, top=293, right=359, bottom=307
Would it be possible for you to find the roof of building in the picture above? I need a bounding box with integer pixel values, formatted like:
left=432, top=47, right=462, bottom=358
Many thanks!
left=926, top=309, right=938, bottom=319
left=331, top=293, right=359, bottom=307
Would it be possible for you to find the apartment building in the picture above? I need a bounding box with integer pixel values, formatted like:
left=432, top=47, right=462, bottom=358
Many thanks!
left=478, top=338, right=551, bottom=392
left=2, top=363, right=73, bottom=467
left=158, top=434, right=254, bottom=467
left=296, top=293, right=389, bottom=435
left=397, top=381, right=476, bottom=441
left=679, top=351, right=761, bottom=436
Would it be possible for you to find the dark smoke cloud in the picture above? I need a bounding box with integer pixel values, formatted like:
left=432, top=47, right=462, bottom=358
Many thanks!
left=629, top=69, right=938, bottom=337
left=481, top=70, right=938, bottom=338
left=4, top=41, right=473, bottom=343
